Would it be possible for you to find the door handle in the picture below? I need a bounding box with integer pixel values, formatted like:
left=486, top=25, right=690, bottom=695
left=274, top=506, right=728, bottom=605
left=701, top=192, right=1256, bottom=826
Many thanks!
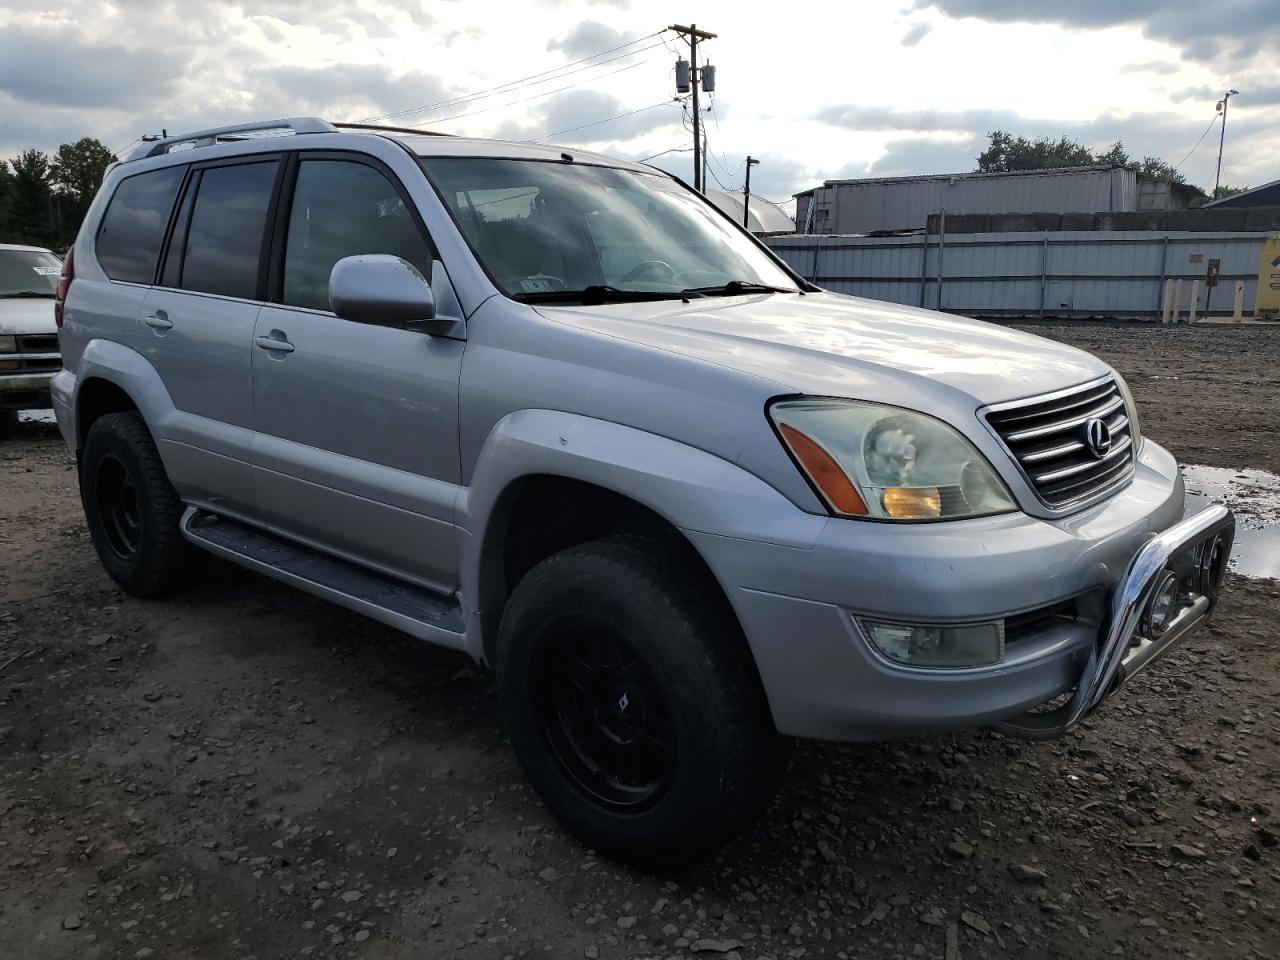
left=255, top=334, right=295, bottom=354
left=143, top=311, right=173, bottom=330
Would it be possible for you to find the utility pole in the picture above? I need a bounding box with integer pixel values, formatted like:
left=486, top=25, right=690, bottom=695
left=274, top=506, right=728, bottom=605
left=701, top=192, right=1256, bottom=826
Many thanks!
left=1214, top=88, right=1238, bottom=198
left=669, top=23, right=716, bottom=192
left=742, top=156, right=760, bottom=228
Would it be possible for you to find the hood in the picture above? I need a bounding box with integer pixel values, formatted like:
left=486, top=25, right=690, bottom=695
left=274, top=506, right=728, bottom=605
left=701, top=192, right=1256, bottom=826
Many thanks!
left=0, top=297, right=57, bottom=336
left=538, top=291, right=1108, bottom=407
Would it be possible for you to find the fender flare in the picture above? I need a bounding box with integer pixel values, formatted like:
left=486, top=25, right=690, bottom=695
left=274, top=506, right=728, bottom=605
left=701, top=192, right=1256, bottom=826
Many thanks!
left=69, top=338, right=179, bottom=449
left=457, top=409, right=824, bottom=661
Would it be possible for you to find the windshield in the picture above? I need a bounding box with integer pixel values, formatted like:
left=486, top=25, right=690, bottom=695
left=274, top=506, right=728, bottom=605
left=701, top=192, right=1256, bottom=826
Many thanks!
left=0, top=249, right=61, bottom=297
left=419, top=158, right=799, bottom=301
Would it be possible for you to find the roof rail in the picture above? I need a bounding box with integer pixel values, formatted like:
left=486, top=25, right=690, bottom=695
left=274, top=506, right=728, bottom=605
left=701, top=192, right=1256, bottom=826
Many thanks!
left=331, top=122, right=453, bottom=138
left=125, top=118, right=338, bottom=161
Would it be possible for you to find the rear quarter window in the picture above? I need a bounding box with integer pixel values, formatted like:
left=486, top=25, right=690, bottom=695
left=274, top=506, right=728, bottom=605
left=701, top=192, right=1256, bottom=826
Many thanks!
left=95, top=166, right=186, bottom=284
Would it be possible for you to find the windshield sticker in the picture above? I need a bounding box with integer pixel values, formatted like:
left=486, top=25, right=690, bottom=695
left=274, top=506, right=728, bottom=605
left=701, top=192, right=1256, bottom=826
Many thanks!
left=518, top=277, right=557, bottom=294
left=32, top=266, right=61, bottom=276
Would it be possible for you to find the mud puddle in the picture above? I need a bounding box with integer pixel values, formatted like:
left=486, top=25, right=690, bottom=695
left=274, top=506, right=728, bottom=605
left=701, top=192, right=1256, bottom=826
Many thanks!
left=1182, top=464, right=1280, bottom=580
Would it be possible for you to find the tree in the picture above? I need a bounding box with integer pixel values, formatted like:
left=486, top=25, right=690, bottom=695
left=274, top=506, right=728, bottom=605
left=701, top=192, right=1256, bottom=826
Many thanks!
left=50, top=138, right=115, bottom=249
left=1137, top=156, right=1186, bottom=186
left=1094, top=141, right=1130, bottom=167
left=976, top=131, right=1197, bottom=190
left=0, top=161, right=14, bottom=239
left=51, top=138, right=115, bottom=211
left=976, top=131, right=1094, bottom=173
left=8, top=149, right=54, bottom=248
left=1212, top=184, right=1249, bottom=200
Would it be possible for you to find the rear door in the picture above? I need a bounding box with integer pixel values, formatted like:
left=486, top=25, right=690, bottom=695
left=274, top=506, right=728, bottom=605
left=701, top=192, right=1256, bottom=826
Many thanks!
left=249, top=152, right=464, bottom=591
left=138, top=156, right=283, bottom=521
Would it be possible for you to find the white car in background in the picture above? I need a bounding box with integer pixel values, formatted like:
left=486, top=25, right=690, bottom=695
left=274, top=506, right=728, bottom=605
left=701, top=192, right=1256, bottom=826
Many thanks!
left=0, top=243, right=64, bottom=429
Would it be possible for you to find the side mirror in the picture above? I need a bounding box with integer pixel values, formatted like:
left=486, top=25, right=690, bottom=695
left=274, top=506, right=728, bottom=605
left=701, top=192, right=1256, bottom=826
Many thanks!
left=329, top=255, right=435, bottom=327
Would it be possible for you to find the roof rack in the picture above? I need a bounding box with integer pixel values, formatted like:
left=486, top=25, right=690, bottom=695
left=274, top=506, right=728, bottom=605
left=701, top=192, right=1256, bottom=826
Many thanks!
left=331, top=122, right=453, bottom=138
left=125, top=118, right=338, bottom=161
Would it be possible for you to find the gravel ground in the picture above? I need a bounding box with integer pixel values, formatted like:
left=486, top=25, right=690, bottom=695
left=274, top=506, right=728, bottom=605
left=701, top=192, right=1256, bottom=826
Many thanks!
left=1, top=322, right=1278, bottom=960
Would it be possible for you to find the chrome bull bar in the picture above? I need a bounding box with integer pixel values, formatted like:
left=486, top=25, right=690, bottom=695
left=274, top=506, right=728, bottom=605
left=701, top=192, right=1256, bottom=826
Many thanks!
left=993, top=504, right=1235, bottom=741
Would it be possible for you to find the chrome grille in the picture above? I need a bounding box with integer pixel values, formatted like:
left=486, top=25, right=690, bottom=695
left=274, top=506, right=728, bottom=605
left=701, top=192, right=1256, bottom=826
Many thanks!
left=985, top=376, right=1135, bottom=508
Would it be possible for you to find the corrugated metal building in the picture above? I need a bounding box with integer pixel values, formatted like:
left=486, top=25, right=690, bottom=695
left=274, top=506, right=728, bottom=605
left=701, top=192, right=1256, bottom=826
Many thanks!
left=793, top=166, right=1202, bottom=235
left=765, top=230, right=1268, bottom=320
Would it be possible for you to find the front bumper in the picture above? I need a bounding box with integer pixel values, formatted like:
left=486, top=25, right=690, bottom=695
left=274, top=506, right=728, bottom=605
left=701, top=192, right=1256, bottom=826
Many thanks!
left=991, top=503, right=1232, bottom=739
left=0, top=370, right=55, bottom=410
left=687, top=440, right=1234, bottom=741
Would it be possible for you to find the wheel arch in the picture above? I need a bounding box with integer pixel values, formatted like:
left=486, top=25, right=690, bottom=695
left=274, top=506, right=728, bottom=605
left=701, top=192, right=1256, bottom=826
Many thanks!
left=460, top=410, right=821, bottom=679
left=70, top=339, right=177, bottom=455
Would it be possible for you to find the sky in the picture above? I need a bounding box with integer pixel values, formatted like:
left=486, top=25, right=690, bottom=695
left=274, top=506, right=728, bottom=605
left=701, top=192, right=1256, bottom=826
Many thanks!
left=1, top=0, right=1276, bottom=214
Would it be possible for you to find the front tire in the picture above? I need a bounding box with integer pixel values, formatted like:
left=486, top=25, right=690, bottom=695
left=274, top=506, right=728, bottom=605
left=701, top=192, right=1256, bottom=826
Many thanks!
left=80, top=412, right=205, bottom=597
left=497, top=536, right=784, bottom=868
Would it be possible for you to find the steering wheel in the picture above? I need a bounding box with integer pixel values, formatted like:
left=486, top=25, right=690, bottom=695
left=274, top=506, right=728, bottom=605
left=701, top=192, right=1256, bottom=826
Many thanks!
left=620, top=260, right=677, bottom=283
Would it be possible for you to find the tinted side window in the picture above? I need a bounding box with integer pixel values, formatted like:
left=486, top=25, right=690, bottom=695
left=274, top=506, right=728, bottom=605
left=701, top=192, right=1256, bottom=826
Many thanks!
left=282, top=160, right=432, bottom=312
left=181, top=160, right=279, bottom=300
left=96, top=166, right=185, bottom=284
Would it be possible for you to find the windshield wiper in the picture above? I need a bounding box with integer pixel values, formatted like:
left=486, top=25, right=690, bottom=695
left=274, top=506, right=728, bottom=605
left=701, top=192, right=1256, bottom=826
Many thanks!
left=1, top=291, right=56, bottom=299
left=680, top=280, right=799, bottom=297
left=513, top=285, right=694, bottom=306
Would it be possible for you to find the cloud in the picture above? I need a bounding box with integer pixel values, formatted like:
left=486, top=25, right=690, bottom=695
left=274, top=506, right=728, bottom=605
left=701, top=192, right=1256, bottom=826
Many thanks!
left=815, top=104, right=1024, bottom=133
left=915, top=0, right=1278, bottom=66
left=547, top=21, right=638, bottom=59
left=867, top=136, right=984, bottom=176
left=0, top=26, right=186, bottom=110
left=812, top=101, right=1278, bottom=187
left=901, top=22, right=932, bottom=46
left=491, top=90, right=681, bottom=144
left=1118, top=60, right=1179, bottom=75
left=248, top=63, right=451, bottom=122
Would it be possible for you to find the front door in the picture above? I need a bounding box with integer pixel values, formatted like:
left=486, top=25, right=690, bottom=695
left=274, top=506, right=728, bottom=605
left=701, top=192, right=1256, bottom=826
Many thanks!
left=250, top=154, right=464, bottom=592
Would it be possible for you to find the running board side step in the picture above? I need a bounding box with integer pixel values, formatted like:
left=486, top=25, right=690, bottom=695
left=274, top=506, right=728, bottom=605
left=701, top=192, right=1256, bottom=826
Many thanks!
left=180, top=508, right=468, bottom=651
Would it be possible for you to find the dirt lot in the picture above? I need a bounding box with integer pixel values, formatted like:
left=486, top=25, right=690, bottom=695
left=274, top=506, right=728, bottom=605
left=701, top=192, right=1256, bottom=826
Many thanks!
left=2, top=323, right=1278, bottom=960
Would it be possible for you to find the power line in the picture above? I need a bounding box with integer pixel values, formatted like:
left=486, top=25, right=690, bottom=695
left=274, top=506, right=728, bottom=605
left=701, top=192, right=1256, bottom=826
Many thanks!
left=110, top=137, right=140, bottom=159
left=1172, top=112, right=1218, bottom=172
left=420, top=58, right=656, bottom=127
left=639, top=145, right=693, bottom=162
left=356, top=32, right=667, bottom=124
left=530, top=99, right=678, bottom=141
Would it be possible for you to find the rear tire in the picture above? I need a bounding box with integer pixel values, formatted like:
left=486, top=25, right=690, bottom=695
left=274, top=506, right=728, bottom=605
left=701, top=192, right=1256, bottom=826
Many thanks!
left=80, top=412, right=206, bottom=597
left=497, top=536, right=785, bottom=869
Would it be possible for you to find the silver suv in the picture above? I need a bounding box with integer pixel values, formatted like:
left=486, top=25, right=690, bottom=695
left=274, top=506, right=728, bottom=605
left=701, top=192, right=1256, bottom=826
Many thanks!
left=52, top=118, right=1234, bottom=867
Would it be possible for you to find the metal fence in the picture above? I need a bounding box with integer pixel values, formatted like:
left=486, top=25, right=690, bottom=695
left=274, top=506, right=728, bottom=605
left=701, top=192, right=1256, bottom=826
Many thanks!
left=765, top=230, right=1271, bottom=319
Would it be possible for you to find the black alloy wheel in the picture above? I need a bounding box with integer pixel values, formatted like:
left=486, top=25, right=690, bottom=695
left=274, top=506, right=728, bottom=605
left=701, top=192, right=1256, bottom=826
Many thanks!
left=533, top=623, right=676, bottom=810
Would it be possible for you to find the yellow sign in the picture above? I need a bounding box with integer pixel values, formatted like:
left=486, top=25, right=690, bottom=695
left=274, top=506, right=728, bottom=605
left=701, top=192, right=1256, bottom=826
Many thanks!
left=1258, top=236, right=1280, bottom=318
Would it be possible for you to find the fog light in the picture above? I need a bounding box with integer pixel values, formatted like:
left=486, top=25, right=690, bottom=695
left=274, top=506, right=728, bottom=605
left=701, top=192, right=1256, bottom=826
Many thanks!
left=1198, top=534, right=1226, bottom=597
left=1143, top=571, right=1182, bottom=638
left=861, top=619, right=1005, bottom=668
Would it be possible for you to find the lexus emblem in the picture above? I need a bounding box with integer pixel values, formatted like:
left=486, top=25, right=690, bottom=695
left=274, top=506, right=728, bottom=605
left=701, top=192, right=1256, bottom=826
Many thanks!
left=1084, top=417, right=1112, bottom=459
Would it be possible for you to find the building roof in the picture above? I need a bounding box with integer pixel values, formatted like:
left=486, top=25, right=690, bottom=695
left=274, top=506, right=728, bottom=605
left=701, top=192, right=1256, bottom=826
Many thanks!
left=1203, top=176, right=1280, bottom=208
left=793, top=164, right=1126, bottom=198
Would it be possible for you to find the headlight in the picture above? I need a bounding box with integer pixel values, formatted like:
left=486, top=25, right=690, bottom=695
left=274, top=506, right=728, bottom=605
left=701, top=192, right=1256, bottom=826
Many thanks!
left=0, top=335, right=16, bottom=354
left=770, top=399, right=1017, bottom=521
left=1112, top=370, right=1143, bottom=454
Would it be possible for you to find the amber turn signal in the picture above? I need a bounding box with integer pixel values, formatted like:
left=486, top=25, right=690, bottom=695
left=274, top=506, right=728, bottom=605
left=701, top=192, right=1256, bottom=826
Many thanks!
left=777, top=423, right=868, bottom=516
left=881, top=486, right=942, bottom=519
